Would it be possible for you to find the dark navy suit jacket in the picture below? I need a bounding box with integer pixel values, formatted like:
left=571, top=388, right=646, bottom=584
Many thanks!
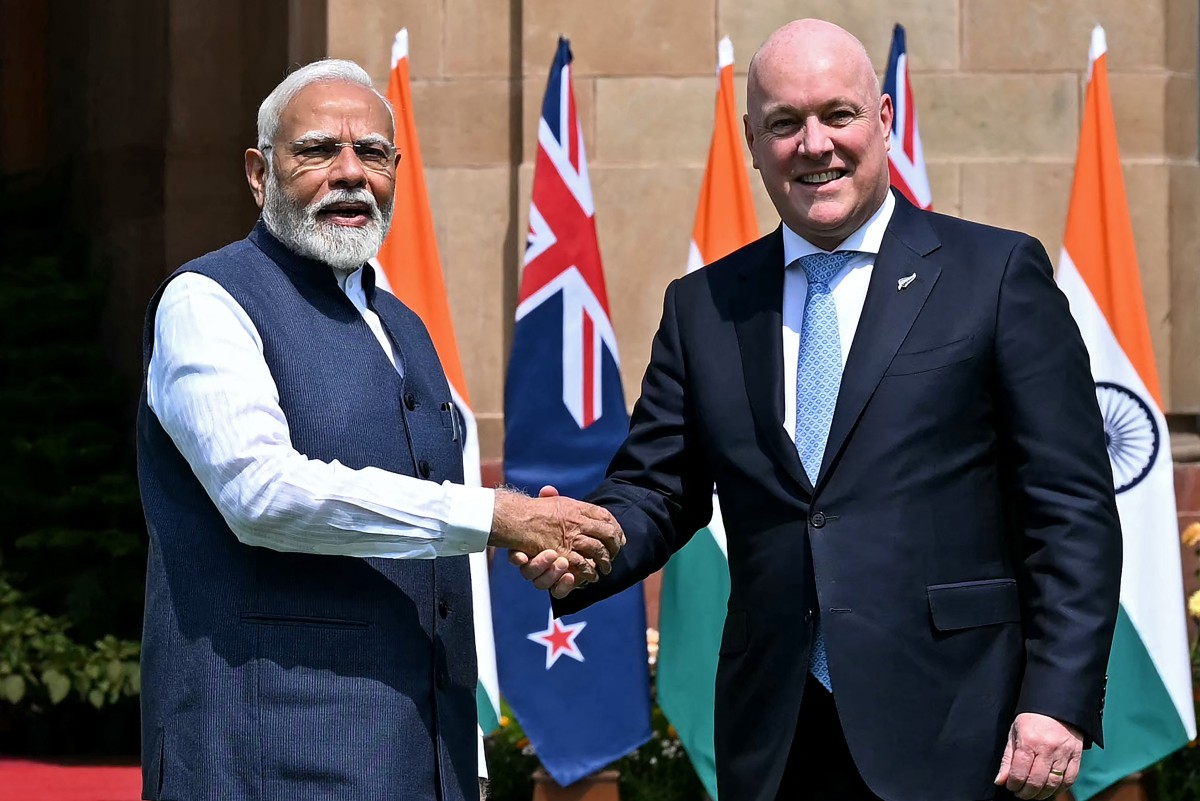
left=558, top=194, right=1122, bottom=801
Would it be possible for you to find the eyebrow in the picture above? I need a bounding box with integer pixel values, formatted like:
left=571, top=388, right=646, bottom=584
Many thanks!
left=288, top=131, right=394, bottom=147
left=760, top=97, right=866, bottom=117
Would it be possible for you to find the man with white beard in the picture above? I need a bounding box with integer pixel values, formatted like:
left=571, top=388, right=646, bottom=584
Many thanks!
left=135, top=60, right=622, bottom=801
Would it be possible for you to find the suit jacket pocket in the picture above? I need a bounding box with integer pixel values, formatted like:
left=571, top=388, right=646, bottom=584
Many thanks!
left=927, top=578, right=1020, bottom=631
left=886, top=335, right=975, bottom=377
left=719, top=610, right=748, bottom=655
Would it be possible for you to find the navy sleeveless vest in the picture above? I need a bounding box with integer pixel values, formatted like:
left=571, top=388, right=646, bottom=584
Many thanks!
left=137, top=224, right=477, bottom=801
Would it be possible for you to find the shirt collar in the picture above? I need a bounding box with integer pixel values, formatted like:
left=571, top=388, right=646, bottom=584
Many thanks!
left=781, top=188, right=897, bottom=268
left=335, top=266, right=361, bottom=293
left=334, top=262, right=381, bottom=308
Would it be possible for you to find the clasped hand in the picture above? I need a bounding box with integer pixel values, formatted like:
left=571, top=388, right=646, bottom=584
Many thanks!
left=489, top=485, right=623, bottom=594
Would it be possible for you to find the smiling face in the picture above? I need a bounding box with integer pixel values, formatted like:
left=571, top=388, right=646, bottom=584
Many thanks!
left=744, top=20, right=893, bottom=251
left=245, top=79, right=398, bottom=272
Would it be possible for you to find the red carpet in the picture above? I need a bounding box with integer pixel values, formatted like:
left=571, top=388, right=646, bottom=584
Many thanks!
left=0, top=758, right=141, bottom=801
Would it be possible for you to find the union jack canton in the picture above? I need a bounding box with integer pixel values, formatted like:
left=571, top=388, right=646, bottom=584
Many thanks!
left=883, top=24, right=933, bottom=210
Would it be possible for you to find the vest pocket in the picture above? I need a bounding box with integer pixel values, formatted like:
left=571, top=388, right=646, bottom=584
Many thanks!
left=241, top=612, right=370, bottom=630
left=142, top=724, right=166, bottom=800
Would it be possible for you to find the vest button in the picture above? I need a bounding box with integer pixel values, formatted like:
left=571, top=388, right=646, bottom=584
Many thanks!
left=419, top=460, right=431, bottom=478
left=810, top=511, right=826, bottom=528
left=404, top=392, right=417, bottom=411
left=439, top=600, right=450, bottom=618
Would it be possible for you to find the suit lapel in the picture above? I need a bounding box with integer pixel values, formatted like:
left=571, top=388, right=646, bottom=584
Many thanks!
left=819, top=199, right=943, bottom=483
left=732, top=229, right=814, bottom=497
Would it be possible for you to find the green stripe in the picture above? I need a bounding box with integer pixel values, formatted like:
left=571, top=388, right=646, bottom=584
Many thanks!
left=1074, top=605, right=1190, bottom=799
left=657, top=528, right=729, bottom=800
left=477, top=681, right=500, bottom=735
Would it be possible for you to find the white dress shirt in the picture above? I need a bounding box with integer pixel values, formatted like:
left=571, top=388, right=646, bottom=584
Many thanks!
left=146, top=266, right=496, bottom=559
left=782, top=190, right=896, bottom=440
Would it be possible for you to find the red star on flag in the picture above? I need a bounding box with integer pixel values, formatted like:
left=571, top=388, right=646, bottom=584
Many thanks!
left=527, top=609, right=587, bottom=669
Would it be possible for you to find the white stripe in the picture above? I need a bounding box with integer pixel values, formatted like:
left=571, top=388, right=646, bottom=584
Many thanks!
left=558, top=63, right=571, bottom=157
left=887, top=55, right=932, bottom=208
left=514, top=268, right=620, bottom=428
left=524, top=203, right=557, bottom=267
left=706, top=493, right=728, bottom=557
left=537, top=117, right=596, bottom=217
left=686, top=240, right=704, bottom=275
left=471, top=551, right=499, bottom=707
left=889, top=149, right=931, bottom=207
left=592, top=309, right=604, bottom=420
left=893, top=54, right=908, bottom=135
left=1058, top=249, right=1195, bottom=735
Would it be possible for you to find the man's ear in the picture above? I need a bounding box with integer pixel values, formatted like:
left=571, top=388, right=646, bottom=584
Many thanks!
left=245, top=149, right=268, bottom=209
left=743, top=114, right=759, bottom=170
left=879, top=94, right=895, bottom=153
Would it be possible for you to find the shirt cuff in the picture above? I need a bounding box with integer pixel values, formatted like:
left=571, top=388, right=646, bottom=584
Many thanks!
left=441, top=483, right=494, bottom=555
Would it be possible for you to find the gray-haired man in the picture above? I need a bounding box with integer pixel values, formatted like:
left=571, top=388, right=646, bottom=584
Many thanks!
left=137, top=59, right=618, bottom=801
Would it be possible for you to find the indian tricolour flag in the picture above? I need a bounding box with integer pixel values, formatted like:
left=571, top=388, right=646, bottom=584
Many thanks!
left=1057, top=25, right=1195, bottom=799
left=371, top=28, right=502, bottom=772
left=656, top=36, right=757, bottom=801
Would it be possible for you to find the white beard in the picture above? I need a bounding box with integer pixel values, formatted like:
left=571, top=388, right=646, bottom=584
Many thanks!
left=260, top=171, right=393, bottom=274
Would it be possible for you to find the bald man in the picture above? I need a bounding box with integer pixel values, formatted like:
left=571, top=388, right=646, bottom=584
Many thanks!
left=522, top=18, right=1121, bottom=801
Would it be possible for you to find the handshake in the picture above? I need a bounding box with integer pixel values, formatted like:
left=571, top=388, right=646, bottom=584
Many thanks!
left=488, top=486, right=624, bottom=598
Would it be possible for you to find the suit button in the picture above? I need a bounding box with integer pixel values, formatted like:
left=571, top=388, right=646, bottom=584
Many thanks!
left=418, top=460, right=431, bottom=478
left=810, top=512, right=826, bottom=528
left=404, top=392, right=417, bottom=411
left=439, top=600, right=450, bottom=618
left=804, top=609, right=813, bottom=623
left=436, top=672, right=447, bottom=690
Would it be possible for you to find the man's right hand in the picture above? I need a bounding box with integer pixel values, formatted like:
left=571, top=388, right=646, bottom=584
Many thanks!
left=488, top=488, right=624, bottom=584
left=508, top=548, right=580, bottom=598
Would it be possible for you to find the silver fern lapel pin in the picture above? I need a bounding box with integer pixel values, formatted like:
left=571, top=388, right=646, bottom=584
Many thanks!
left=897, top=272, right=917, bottom=291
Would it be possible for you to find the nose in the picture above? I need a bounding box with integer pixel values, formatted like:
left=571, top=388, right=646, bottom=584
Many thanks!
left=327, top=144, right=368, bottom=188
left=797, top=121, right=833, bottom=159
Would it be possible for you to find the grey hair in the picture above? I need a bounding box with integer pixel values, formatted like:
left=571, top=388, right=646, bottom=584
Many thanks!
left=256, top=59, right=394, bottom=150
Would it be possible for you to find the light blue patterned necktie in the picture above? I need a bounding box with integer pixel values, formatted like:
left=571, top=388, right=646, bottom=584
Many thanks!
left=795, top=250, right=854, bottom=691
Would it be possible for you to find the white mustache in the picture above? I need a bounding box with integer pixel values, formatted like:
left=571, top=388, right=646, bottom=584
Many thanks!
left=310, top=188, right=381, bottom=221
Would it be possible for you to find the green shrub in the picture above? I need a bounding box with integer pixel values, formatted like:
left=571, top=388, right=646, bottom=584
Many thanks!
left=0, top=578, right=139, bottom=710
left=484, top=678, right=706, bottom=801
left=0, top=173, right=146, bottom=752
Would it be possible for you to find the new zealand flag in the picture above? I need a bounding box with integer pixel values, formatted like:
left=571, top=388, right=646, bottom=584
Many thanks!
left=491, top=37, right=651, bottom=786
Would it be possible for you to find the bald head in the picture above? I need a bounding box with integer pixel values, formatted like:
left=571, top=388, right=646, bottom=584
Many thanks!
left=748, top=19, right=880, bottom=112
left=742, top=19, right=893, bottom=251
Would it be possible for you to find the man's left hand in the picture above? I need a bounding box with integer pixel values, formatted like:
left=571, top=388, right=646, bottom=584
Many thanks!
left=994, top=713, right=1083, bottom=799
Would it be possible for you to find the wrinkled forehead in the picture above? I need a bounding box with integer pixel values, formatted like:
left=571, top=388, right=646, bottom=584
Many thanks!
left=278, top=80, right=393, bottom=141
